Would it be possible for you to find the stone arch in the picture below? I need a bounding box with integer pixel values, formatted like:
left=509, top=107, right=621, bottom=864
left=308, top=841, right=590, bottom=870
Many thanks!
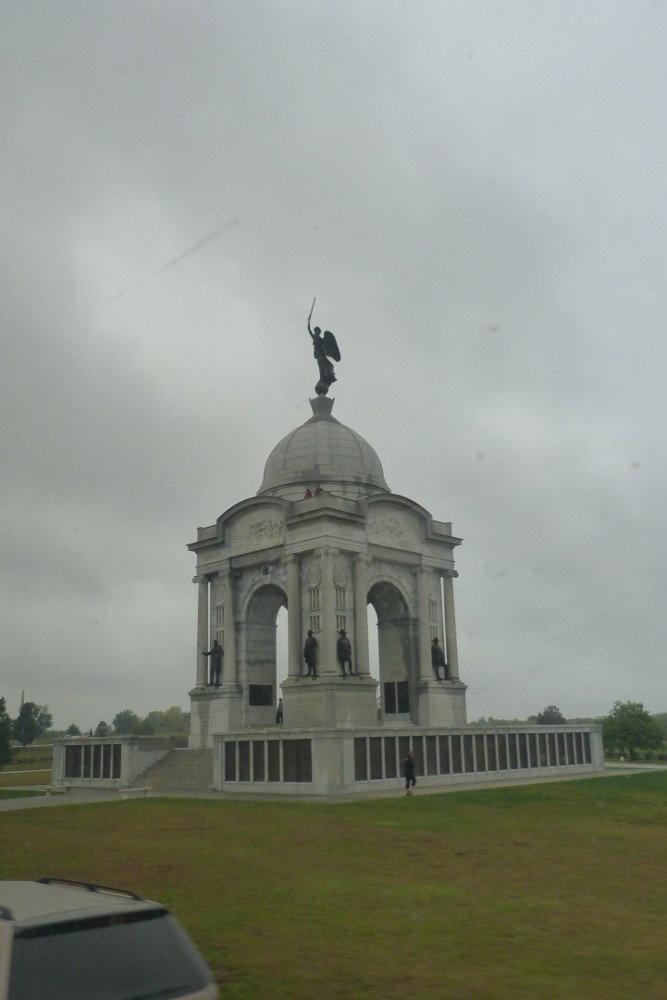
left=367, top=579, right=417, bottom=722
left=243, top=582, right=287, bottom=725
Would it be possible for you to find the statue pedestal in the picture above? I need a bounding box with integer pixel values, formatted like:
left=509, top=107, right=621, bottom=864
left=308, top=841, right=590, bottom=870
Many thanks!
left=413, top=680, right=468, bottom=727
left=189, top=684, right=243, bottom=748
left=281, top=675, right=378, bottom=729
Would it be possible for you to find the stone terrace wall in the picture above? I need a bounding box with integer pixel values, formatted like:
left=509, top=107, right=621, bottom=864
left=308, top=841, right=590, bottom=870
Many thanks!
left=215, top=724, right=605, bottom=797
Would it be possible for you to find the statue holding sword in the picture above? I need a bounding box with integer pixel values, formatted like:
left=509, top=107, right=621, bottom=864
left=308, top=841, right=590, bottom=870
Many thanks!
left=307, top=298, right=341, bottom=396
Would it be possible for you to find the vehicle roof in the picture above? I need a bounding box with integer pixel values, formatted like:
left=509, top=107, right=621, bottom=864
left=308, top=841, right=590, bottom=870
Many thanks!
left=0, top=880, right=162, bottom=927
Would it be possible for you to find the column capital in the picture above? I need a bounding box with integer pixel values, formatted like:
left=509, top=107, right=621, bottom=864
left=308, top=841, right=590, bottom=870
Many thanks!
left=321, top=545, right=338, bottom=557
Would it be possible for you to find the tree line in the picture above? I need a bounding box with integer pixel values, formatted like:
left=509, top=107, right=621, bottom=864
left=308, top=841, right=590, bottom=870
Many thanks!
left=94, top=707, right=190, bottom=737
left=476, top=701, right=667, bottom=760
left=0, top=698, right=190, bottom=768
left=2, top=696, right=665, bottom=768
left=63, top=706, right=190, bottom=738
left=0, top=698, right=53, bottom=761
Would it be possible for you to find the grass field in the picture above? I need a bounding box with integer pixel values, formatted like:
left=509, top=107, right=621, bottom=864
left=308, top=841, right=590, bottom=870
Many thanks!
left=1, top=773, right=665, bottom=999
left=0, top=745, right=51, bottom=787
left=0, top=769, right=49, bottom=788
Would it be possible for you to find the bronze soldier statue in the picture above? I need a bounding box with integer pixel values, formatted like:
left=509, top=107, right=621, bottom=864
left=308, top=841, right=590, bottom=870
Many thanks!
left=303, top=630, right=318, bottom=678
left=202, top=639, right=224, bottom=687
left=337, top=629, right=354, bottom=677
left=431, top=637, right=448, bottom=681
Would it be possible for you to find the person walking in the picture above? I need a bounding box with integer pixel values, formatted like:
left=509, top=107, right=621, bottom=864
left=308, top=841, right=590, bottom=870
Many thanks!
left=404, top=749, right=417, bottom=795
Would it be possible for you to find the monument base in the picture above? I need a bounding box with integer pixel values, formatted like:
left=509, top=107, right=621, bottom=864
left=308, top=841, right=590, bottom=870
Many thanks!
left=281, top=674, right=379, bottom=729
left=213, top=723, right=606, bottom=797
left=189, top=684, right=243, bottom=748
left=414, top=679, right=468, bottom=727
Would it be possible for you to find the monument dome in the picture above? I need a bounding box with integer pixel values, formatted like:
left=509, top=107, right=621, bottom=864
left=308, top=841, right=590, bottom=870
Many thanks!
left=258, top=397, right=390, bottom=500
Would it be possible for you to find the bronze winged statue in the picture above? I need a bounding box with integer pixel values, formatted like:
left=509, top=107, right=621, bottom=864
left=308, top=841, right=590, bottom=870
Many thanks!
left=307, top=299, right=341, bottom=396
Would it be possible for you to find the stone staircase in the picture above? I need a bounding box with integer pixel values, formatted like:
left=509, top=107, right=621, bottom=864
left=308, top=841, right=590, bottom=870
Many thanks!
left=133, top=748, right=214, bottom=793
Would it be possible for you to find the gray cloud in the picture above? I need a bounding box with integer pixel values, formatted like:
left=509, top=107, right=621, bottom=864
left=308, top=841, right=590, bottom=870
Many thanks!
left=1, top=0, right=666, bottom=728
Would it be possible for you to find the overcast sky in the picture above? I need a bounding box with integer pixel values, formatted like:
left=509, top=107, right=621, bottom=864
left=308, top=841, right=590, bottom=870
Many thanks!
left=2, top=0, right=666, bottom=731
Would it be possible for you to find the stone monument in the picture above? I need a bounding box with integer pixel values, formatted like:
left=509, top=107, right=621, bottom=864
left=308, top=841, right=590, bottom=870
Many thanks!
left=188, top=310, right=467, bottom=748
left=51, top=307, right=605, bottom=795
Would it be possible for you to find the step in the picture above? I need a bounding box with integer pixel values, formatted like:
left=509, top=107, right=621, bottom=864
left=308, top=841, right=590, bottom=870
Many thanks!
left=132, top=749, right=214, bottom=792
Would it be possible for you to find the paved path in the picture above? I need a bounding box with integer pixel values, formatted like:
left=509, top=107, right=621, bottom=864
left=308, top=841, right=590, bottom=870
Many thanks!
left=0, top=764, right=664, bottom=812
left=0, top=789, right=118, bottom=812
left=2, top=769, right=51, bottom=775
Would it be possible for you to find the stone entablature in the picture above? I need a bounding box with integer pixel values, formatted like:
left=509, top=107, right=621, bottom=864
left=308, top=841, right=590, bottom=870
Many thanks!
left=191, top=494, right=461, bottom=564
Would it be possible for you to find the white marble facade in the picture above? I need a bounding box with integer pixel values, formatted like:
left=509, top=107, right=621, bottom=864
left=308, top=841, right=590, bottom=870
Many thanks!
left=188, top=397, right=467, bottom=747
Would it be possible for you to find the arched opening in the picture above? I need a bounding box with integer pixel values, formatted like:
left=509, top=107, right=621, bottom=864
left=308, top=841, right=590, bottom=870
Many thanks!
left=276, top=605, right=288, bottom=689
left=244, top=583, right=287, bottom=725
left=367, top=604, right=380, bottom=679
left=367, top=581, right=416, bottom=722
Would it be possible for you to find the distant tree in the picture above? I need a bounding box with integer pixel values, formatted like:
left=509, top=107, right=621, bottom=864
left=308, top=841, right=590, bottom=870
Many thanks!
left=95, top=721, right=111, bottom=737
left=602, top=701, right=664, bottom=759
left=144, top=710, right=165, bottom=733
left=0, top=698, right=13, bottom=768
left=35, top=705, right=53, bottom=737
left=113, top=710, right=141, bottom=735
left=137, top=717, right=155, bottom=735
left=651, top=712, right=667, bottom=739
left=65, top=724, right=81, bottom=737
left=536, top=705, right=567, bottom=725
left=13, top=702, right=53, bottom=748
left=165, top=706, right=189, bottom=732
left=144, top=707, right=189, bottom=734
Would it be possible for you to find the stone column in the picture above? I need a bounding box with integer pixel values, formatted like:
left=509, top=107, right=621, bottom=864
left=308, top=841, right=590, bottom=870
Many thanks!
left=286, top=555, right=302, bottom=678
left=320, top=547, right=337, bottom=675
left=443, top=572, right=460, bottom=680
left=196, top=576, right=209, bottom=686
left=222, top=571, right=236, bottom=685
left=354, top=554, right=370, bottom=676
left=416, top=567, right=433, bottom=682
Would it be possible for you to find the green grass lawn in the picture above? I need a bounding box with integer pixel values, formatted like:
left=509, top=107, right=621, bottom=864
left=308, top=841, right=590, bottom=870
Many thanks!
left=1, top=774, right=665, bottom=999
left=0, top=745, right=52, bottom=787
left=0, top=769, right=50, bottom=788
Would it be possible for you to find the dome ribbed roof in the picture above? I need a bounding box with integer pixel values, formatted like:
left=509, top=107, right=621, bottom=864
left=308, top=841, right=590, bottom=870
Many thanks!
left=258, top=398, right=390, bottom=500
